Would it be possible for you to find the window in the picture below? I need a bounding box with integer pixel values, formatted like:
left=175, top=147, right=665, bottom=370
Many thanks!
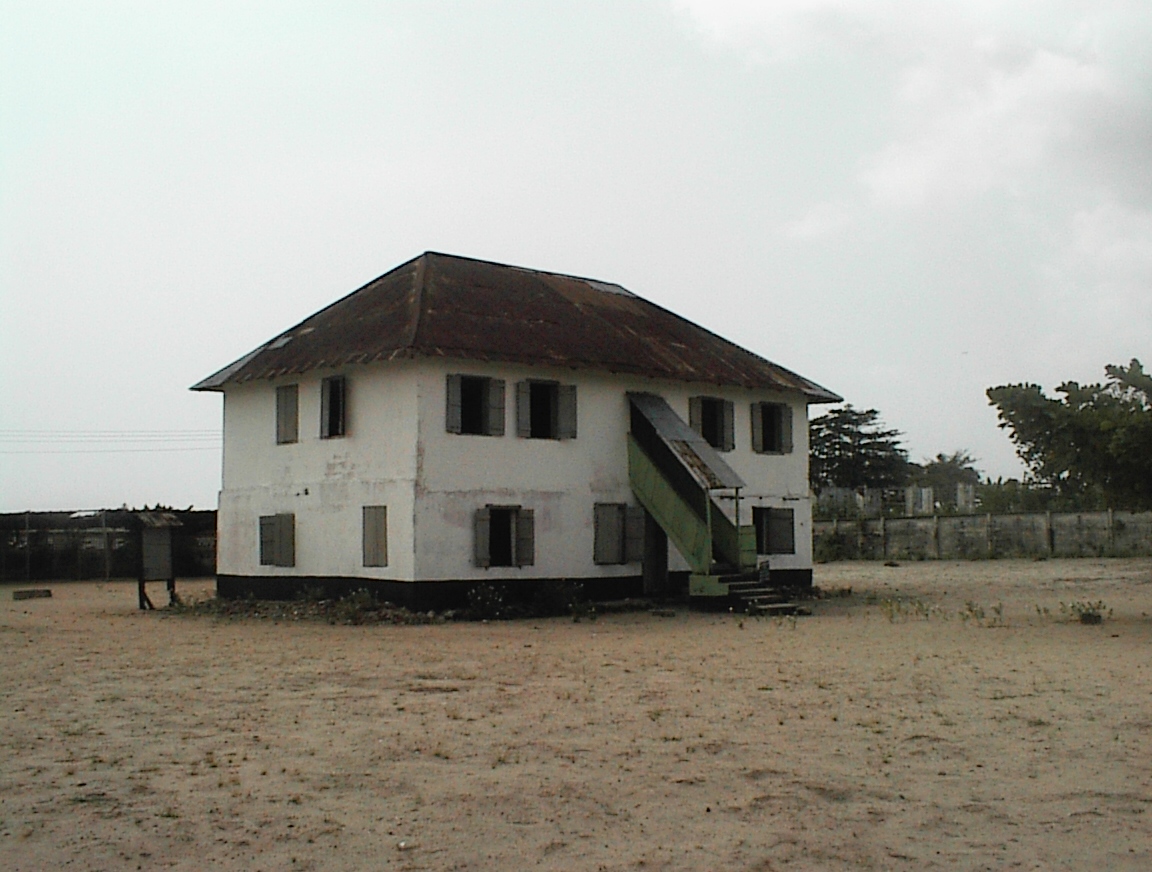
left=516, top=380, right=576, bottom=440
left=474, top=506, right=534, bottom=567
left=276, top=385, right=298, bottom=444
left=259, top=513, right=296, bottom=566
left=362, top=505, right=388, bottom=567
left=689, top=396, right=734, bottom=451
left=320, top=376, right=347, bottom=438
left=593, top=503, right=645, bottom=565
left=753, top=507, right=795, bottom=555
left=751, top=402, right=793, bottom=454
left=446, top=374, right=505, bottom=436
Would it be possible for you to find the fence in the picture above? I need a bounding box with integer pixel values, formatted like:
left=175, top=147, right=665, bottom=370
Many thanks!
left=0, top=510, right=216, bottom=582
left=813, top=510, right=1152, bottom=562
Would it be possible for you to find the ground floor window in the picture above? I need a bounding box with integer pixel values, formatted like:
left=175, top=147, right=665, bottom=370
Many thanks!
left=593, top=503, right=645, bottom=565
left=753, top=507, right=795, bottom=555
left=474, top=506, right=534, bottom=567
left=362, top=505, right=388, bottom=567
left=259, top=513, right=295, bottom=566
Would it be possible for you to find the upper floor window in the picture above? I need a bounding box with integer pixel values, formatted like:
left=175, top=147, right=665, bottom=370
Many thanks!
left=446, top=374, right=505, bottom=436
left=751, top=402, right=793, bottom=454
left=321, top=376, right=347, bottom=438
left=275, top=385, right=299, bottom=444
left=516, top=380, right=577, bottom=440
left=689, top=396, right=734, bottom=452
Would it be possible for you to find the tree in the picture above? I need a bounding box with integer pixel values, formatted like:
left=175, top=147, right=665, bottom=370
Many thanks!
left=913, top=450, right=981, bottom=510
left=987, top=359, right=1152, bottom=510
left=809, top=405, right=910, bottom=492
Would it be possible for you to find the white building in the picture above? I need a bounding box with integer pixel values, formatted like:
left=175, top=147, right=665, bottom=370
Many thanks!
left=193, top=253, right=840, bottom=606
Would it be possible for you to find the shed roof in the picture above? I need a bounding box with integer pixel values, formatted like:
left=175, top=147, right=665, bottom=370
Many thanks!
left=191, top=252, right=840, bottom=401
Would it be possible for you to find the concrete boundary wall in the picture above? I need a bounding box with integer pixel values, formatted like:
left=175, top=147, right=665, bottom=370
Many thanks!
left=814, top=511, right=1152, bottom=561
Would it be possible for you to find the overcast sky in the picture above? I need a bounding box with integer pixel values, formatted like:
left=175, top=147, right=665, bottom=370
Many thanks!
left=2, top=0, right=1150, bottom=511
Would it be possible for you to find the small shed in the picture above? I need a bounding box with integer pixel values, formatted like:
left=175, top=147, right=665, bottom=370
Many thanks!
left=136, top=511, right=182, bottom=608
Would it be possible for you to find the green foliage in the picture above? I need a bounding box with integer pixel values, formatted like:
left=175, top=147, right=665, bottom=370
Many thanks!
left=809, top=405, right=911, bottom=492
left=987, top=359, right=1152, bottom=510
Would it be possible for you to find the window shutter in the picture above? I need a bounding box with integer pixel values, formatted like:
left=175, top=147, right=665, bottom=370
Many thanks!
left=515, top=381, right=532, bottom=437
left=624, top=506, right=645, bottom=563
left=557, top=384, right=577, bottom=440
left=320, top=379, right=331, bottom=437
left=515, top=508, right=535, bottom=566
left=750, top=402, right=764, bottom=453
left=722, top=400, right=735, bottom=452
left=487, top=379, right=506, bottom=436
left=689, top=396, right=703, bottom=435
left=259, top=516, right=276, bottom=565
left=768, top=508, right=795, bottom=555
left=446, top=375, right=462, bottom=434
left=593, top=503, right=622, bottom=564
left=473, top=508, right=491, bottom=568
left=278, top=513, right=296, bottom=567
left=362, top=505, right=387, bottom=567
left=780, top=405, right=793, bottom=454
left=276, top=385, right=298, bottom=444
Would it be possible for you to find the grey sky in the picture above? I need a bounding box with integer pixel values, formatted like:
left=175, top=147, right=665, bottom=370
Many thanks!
left=2, top=0, right=1150, bottom=511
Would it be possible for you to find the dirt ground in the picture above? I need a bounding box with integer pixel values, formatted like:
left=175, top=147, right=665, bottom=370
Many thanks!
left=1, top=559, right=1150, bottom=871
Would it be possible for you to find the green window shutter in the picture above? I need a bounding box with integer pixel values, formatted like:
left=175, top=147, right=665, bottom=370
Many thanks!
left=259, top=516, right=276, bottom=565
left=624, top=506, right=645, bottom=564
left=722, top=400, right=735, bottom=452
left=688, top=396, right=703, bottom=435
left=593, top=503, right=623, bottom=564
left=780, top=405, right=793, bottom=454
left=515, top=508, right=535, bottom=566
left=557, top=384, right=577, bottom=440
left=487, top=379, right=506, bottom=436
left=515, top=381, right=532, bottom=438
left=276, top=385, right=298, bottom=444
left=362, top=505, right=387, bottom=567
left=474, top=507, right=491, bottom=568
left=446, top=374, right=463, bottom=433
left=750, top=402, right=764, bottom=453
left=278, top=513, right=296, bottom=567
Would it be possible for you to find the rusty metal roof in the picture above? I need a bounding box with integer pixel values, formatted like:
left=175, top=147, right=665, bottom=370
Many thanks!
left=191, top=252, right=841, bottom=401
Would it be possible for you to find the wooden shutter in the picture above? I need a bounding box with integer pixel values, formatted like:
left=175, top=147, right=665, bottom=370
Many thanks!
left=446, top=374, right=462, bottom=433
left=515, top=381, right=532, bottom=437
left=779, top=405, right=793, bottom=454
left=515, top=509, right=535, bottom=566
left=259, top=515, right=276, bottom=565
left=276, top=385, right=298, bottom=444
left=768, top=508, right=795, bottom=555
left=750, top=402, right=764, bottom=453
left=557, top=384, right=577, bottom=440
left=689, top=396, right=703, bottom=435
left=624, top=506, right=645, bottom=563
left=722, top=400, right=735, bottom=451
left=278, top=513, right=296, bottom=566
left=593, top=503, right=623, bottom=564
left=473, top=507, right=491, bottom=568
left=321, top=378, right=332, bottom=437
left=487, top=379, right=506, bottom=436
left=362, top=505, right=387, bottom=567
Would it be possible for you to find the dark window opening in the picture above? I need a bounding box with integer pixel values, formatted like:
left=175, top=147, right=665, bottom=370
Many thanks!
left=752, top=402, right=792, bottom=454
left=691, top=396, right=733, bottom=451
left=488, top=508, right=515, bottom=567
left=530, top=382, right=557, bottom=438
left=761, top=404, right=783, bottom=452
left=460, top=376, right=488, bottom=435
left=516, top=380, right=576, bottom=440
left=321, top=376, right=346, bottom=438
left=754, top=507, right=795, bottom=555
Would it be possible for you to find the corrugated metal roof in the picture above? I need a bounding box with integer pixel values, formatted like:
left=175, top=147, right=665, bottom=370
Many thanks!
left=191, top=252, right=841, bottom=401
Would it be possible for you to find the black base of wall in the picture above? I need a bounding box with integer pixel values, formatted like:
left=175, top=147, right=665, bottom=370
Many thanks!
left=216, top=574, right=648, bottom=611
left=770, top=568, right=814, bottom=590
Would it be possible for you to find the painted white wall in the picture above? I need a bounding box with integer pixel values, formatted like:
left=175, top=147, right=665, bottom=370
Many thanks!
left=215, top=357, right=816, bottom=582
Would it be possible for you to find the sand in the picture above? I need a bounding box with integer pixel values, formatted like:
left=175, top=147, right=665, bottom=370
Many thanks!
left=2, top=558, right=1150, bottom=870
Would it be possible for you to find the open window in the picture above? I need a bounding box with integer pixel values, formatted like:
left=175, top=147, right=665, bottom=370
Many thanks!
left=751, top=402, right=793, bottom=454
left=516, top=380, right=576, bottom=440
left=259, top=513, right=296, bottom=566
left=689, top=396, right=734, bottom=451
left=446, top=374, right=505, bottom=436
left=276, top=385, right=299, bottom=444
left=321, top=376, right=347, bottom=438
left=593, top=503, right=645, bottom=565
left=753, top=507, right=795, bottom=555
left=474, top=506, right=534, bottom=567
left=362, top=505, right=388, bottom=567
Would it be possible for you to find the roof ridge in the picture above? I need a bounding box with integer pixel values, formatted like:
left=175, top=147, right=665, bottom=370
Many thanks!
left=406, top=252, right=430, bottom=349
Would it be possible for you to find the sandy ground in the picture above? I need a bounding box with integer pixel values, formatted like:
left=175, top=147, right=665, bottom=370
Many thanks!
left=1, top=559, right=1150, bottom=871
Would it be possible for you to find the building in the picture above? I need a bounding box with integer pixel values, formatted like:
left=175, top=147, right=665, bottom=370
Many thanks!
left=192, top=252, right=840, bottom=606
